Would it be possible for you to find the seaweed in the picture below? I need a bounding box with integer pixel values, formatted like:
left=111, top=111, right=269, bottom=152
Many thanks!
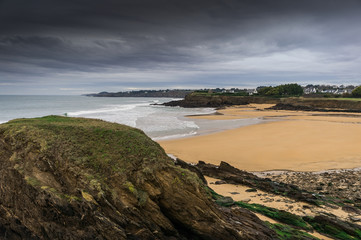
left=235, top=201, right=312, bottom=230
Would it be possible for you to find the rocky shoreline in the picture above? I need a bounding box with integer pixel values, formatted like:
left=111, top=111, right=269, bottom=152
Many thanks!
left=265, top=169, right=361, bottom=210
left=268, top=103, right=361, bottom=113
left=163, top=92, right=361, bottom=113
left=163, top=93, right=280, bottom=108
left=176, top=159, right=361, bottom=240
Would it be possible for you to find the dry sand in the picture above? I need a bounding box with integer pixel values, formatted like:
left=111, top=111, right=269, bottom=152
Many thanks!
left=159, top=104, right=361, bottom=172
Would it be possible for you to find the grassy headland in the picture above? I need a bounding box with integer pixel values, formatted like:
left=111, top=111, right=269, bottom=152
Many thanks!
left=0, top=116, right=279, bottom=239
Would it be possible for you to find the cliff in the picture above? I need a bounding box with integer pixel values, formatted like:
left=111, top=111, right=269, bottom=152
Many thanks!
left=163, top=93, right=280, bottom=107
left=0, top=116, right=275, bottom=239
left=271, top=97, right=361, bottom=112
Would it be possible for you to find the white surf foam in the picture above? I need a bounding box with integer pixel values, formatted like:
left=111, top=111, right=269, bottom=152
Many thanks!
left=68, top=103, right=149, bottom=116
left=151, top=131, right=197, bottom=141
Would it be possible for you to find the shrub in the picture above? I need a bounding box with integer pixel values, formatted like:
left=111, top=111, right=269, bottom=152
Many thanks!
left=257, top=84, right=303, bottom=97
left=352, top=86, right=361, bottom=97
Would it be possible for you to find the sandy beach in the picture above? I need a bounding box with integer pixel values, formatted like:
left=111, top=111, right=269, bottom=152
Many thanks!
left=158, top=104, right=361, bottom=172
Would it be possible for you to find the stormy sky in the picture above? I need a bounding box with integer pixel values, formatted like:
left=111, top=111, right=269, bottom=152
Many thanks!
left=1, top=0, right=361, bottom=94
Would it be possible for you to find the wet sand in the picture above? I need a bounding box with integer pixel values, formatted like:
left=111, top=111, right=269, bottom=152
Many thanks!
left=159, top=105, right=361, bottom=172
left=206, top=177, right=340, bottom=240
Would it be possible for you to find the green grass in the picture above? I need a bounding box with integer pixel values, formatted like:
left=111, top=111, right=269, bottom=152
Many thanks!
left=297, top=97, right=361, bottom=101
left=1, top=116, right=173, bottom=200
left=3, top=116, right=169, bottom=177
left=234, top=201, right=312, bottom=230
left=327, top=98, right=361, bottom=101
left=211, top=92, right=248, bottom=96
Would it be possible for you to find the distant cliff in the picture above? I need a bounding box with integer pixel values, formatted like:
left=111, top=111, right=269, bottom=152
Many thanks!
left=164, top=92, right=281, bottom=107
left=270, top=97, right=361, bottom=112
left=86, top=90, right=192, bottom=98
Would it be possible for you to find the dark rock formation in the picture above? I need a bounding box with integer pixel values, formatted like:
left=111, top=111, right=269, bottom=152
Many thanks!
left=163, top=93, right=280, bottom=108
left=267, top=103, right=316, bottom=111
left=174, top=158, right=207, bottom=184
left=269, top=169, right=361, bottom=207
left=0, top=116, right=276, bottom=240
left=269, top=98, right=361, bottom=112
left=304, top=215, right=361, bottom=239
left=195, top=161, right=323, bottom=205
left=164, top=92, right=361, bottom=113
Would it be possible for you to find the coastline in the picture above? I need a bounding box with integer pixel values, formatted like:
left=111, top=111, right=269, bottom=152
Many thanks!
left=158, top=104, right=361, bottom=172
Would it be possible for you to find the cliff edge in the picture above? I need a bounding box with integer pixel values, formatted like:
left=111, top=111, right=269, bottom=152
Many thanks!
left=0, top=116, right=275, bottom=239
left=163, top=93, right=280, bottom=108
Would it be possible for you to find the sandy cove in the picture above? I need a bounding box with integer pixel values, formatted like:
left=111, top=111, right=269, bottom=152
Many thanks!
left=158, top=104, right=361, bottom=172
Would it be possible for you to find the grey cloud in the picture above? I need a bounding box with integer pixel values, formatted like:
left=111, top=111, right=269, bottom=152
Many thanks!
left=1, top=0, right=361, bottom=94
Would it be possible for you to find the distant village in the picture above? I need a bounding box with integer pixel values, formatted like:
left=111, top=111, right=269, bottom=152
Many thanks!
left=301, top=84, right=355, bottom=95
left=205, top=84, right=357, bottom=96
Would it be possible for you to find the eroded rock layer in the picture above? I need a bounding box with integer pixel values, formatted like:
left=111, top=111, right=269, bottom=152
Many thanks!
left=0, top=116, right=275, bottom=240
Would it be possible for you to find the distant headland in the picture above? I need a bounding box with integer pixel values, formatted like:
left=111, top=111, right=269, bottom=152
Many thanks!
left=84, top=89, right=193, bottom=98
left=85, top=84, right=361, bottom=112
left=85, top=84, right=358, bottom=99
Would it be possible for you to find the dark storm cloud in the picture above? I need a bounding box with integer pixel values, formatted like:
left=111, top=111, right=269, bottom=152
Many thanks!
left=1, top=0, right=361, bottom=94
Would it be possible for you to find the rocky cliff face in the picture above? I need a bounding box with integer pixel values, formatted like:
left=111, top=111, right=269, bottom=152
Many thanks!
left=271, top=97, right=361, bottom=112
left=0, top=116, right=275, bottom=239
left=164, top=93, right=280, bottom=108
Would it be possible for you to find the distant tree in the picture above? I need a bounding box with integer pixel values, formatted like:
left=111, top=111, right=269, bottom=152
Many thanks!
left=257, top=83, right=303, bottom=96
left=352, top=86, right=361, bottom=97
left=257, top=86, right=273, bottom=95
left=277, top=83, right=303, bottom=96
left=264, top=87, right=280, bottom=96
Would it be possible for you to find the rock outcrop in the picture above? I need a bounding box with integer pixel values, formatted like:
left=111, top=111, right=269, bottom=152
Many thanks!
left=164, top=92, right=361, bottom=112
left=0, top=116, right=276, bottom=239
left=194, top=161, right=323, bottom=206
left=163, top=93, right=280, bottom=108
left=269, top=97, right=361, bottom=112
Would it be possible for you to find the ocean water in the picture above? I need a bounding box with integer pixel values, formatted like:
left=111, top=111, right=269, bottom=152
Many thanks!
left=0, top=95, right=265, bottom=140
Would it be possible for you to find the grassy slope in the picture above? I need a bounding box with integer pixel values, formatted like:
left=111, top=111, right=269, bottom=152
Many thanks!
left=1, top=115, right=173, bottom=202
left=326, top=98, right=361, bottom=101
left=2, top=115, right=169, bottom=175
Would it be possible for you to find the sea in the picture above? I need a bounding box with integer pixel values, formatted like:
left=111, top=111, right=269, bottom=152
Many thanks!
left=0, top=95, right=265, bottom=140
